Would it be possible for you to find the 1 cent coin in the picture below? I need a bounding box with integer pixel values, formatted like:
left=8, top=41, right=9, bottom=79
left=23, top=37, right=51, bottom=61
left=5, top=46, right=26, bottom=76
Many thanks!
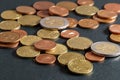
left=110, top=34, right=120, bottom=43
left=67, top=18, right=78, bottom=28
left=109, top=24, right=120, bottom=34
left=77, top=0, right=94, bottom=6
left=0, top=42, right=19, bottom=48
left=37, top=10, right=50, bottom=18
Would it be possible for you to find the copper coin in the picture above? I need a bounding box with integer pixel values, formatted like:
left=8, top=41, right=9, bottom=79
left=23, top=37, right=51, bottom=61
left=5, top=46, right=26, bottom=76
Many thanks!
left=77, top=0, right=94, bottom=6
left=33, top=1, right=55, bottom=10
left=93, top=15, right=116, bottom=23
left=49, top=6, right=69, bottom=16
left=35, top=54, right=56, bottom=64
left=67, top=18, right=78, bottom=28
left=34, top=40, right=56, bottom=50
left=0, top=31, right=20, bottom=43
left=109, top=24, right=120, bottom=34
left=0, top=42, right=19, bottom=48
left=37, top=10, right=50, bottom=18
left=104, top=3, right=120, bottom=13
left=110, top=34, right=120, bottom=43
left=11, top=29, right=28, bottom=38
left=85, top=51, right=105, bottom=62
left=16, top=6, right=36, bottom=15
left=61, top=29, right=80, bottom=39
left=97, top=10, right=118, bottom=19
left=78, top=19, right=99, bottom=29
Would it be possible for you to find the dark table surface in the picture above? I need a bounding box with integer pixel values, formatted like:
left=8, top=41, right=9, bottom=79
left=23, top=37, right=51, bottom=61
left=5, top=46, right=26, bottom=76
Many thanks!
left=0, top=0, right=120, bottom=80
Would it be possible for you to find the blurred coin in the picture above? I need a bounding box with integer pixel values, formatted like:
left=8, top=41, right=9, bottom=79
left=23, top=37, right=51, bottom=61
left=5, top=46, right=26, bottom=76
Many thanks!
left=77, top=0, right=94, bottom=6
left=67, top=18, right=78, bottom=28
left=16, top=6, right=36, bottom=15
left=37, top=10, right=50, bottom=18
left=0, top=20, right=21, bottom=30
left=110, top=34, right=120, bottom=43
left=67, top=37, right=93, bottom=50
left=56, top=1, right=78, bottom=11
left=16, top=46, right=40, bottom=58
left=35, top=54, right=56, bottom=64
left=109, top=24, right=120, bottom=34
left=75, top=5, right=99, bottom=16
left=18, top=15, right=41, bottom=26
left=68, top=58, right=93, bottom=74
left=40, top=16, right=69, bottom=29
left=91, top=41, right=120, bottom=57
left=0, top=42, right=19, bottom=48
left=1, top=10, right=22, bottom=20
left=58, top=52, right=85, bottom=65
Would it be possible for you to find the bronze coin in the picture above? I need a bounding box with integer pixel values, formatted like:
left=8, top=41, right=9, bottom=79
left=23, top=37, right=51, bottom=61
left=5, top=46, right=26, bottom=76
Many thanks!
left=11, top=29, right=28, bottom=38
left=34, top=40, right=56, bottom=50
left=97, top=10, right=118, bottom=19
left=37, top=10, right=50, bottom=18
left=61, top=29, right=80, bottom=39
left=35, top=54, right=56, bottom=64
left=0, top=31, right=20, bottom=43
left=0, top=42, right=19, bottom=48
left=77, top=0, right=94, bottom=6
left=85, top=51, right=105, bottom=62
left=49, top=6, right=69, bottom=16
left=16, top=6, right=36, bottom=15
left=78, top=19, right=99, bottom=29
left=33, top=1, right=55, bottom=10
left=110, top=34, right=120, bottom=43
left=67, top=18, right=78, bottom=28
left=109, top=24, right=120, bottom=34
left=104, top=3, right=120, bottom=13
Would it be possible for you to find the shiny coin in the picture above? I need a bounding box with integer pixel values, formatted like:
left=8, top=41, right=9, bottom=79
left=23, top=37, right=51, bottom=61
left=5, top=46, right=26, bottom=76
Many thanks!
left=97, top=10, right=118, bottom=19
left=75, top=5, right=99, bottom=16
left=67, top=18, right=78, bottom=28
left=20, top=35, right=41, bottom=46
left=35, top=54, right=56, bottom=64
left=0, top=31, right=20, bottom=43
left=49, top=6, right=69, bottom=16
left=37, top=29, right=60, bottom=40
left=0, top=42, right=19, bottom=48
left=16, top=46, right=40, bottom=58
left=110, top=34, right=120, bottom=43
left=61, top=29, right=79, bottom=39
left=91, top=41, right=120, bottom=57
left=85, top=51, right=105, bottom=62
left=78, top=19, right=99, bottom=29
left=16, top=6, right=36, bottom=15
left=104, top=3, right=120, bottom=13
left=34, top=39, right=56, bottom=51
left=0, top=21, right=21, bottom=30
left=77, top=0, right=94, bottom=6
left=46, top=43, right=68, bottom=55
left=67, top=37, right=93, bottom=50
left=109, top=24, right=120, bottom=34
left=1, top=10, right=22, bottom=20
left=56, top=1, right=78, bottom=11
left=68, top=58, right=93, bottom=74
left=58, top=52, right=85, bottom=65
left=18, top=15, right=41, bottom=26
left=33, top=1, right=55, bottom=10
left=40, top=16, right=69, bottom=29
left=37, top=11, right=50, bottom=18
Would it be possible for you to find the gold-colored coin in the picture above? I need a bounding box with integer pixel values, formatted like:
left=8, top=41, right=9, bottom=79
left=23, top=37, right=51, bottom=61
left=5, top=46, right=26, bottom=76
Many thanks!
left=58, top=52, right=85, bottom=65
left=18, top=15, right=41, bottom=26
left=68, top=58, right=93, bottom=74
left=75, top=5, right=99, bottom=16
left=67, top=37, right=93, bottom=50
left=16, top=46, right=40, bottom=58
left=37, top=29, right=60, bottom=40
left=0, top=20, right=21, bottom=30
left=20, top=35, right=42, bottom=46
left=110, top=34, right=120, bottom=43
left=1, top=10, right=22, bottom=20
left=46, top=43, right=68, bottom=55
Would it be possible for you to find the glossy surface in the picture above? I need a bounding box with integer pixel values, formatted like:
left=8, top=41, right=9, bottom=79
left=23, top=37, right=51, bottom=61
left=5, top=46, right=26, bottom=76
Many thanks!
left=77, top=0, right=94, bottom=6
left=109, top=24, right=120, bottom=34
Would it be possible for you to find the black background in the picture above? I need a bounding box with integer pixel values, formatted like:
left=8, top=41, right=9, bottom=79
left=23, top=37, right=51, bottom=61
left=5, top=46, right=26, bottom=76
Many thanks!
left=0, top=0, right=120, bottom=80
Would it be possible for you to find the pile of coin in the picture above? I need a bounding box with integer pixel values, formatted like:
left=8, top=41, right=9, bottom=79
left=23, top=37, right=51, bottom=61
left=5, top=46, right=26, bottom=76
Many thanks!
left=0, top=0, right=120, bottom=75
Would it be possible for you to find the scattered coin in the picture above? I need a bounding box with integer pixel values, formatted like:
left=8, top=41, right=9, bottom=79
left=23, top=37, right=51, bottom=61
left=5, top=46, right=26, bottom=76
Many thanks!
left=1, top=10, right=22, bottom=20
left=16, top=5, right=36, bottom=15
left=68, top=58, right=93, bottom=74
left=91, top=41, right=120, bottom=57
left=58, top=52, right=85, bottom=65
left=35, top=54, right=56, bottom=64
left=110, top=34, right=120, bottom=43
left=18, top=15, right=41, bottom=26
left=61, top=29, right=79, bottom=38
left=77, top=0, right=94, bottom=6
left=37, top=10, right=50, bottom=18
left=67, top=18, right=78, bottom=28
left=0, top=42, right=19, bottom=48
left=109, top=24, right=120, bottom=34
left=67, top=37, right=93, bottom=50
left=16, top=46, right=40, bottom=58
